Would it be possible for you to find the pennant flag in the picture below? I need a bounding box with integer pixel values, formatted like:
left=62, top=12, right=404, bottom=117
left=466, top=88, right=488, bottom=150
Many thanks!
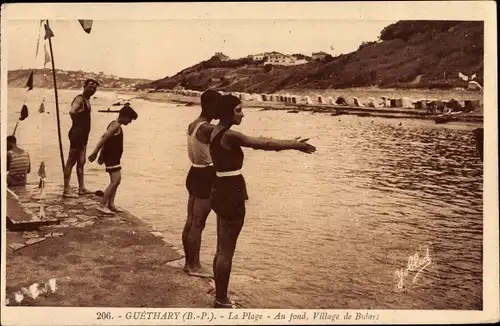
left=44, top=43, right=51, bottom=67
left=39, top=99, right=46, bottom=113
left=38, top=161, right=47, bottom=179
left=78, top=20, right=93, bottom=34
left=20, top=104, right=29, bottom=121
left=44, top=23, right=54, bottom=40
left=26, top=71, right=34, bottom=91
left=37, top=161, right=46, bottom=189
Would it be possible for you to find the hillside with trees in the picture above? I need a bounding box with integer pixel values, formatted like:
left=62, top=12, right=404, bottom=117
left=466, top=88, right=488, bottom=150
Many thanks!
left=137, top=20, right=483, bottom=93
left=8, top=69, right=152, bottom=90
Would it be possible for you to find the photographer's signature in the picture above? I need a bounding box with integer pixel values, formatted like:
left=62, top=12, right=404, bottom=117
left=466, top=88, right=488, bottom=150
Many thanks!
left=395, top=246, right=432, bottom=289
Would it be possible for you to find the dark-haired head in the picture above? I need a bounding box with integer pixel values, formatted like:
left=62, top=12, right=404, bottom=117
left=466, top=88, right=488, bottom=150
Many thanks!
left=7, top=135, right=16, bottom=150
left=84, top=79, right=100, bottom=87
left=200, top=89, right=221, bottom=119
left=83, top=79, right=99, bottom=97
left=217, top=94, right=243, bottom=125
left=118, top=105, right=138, bottom=125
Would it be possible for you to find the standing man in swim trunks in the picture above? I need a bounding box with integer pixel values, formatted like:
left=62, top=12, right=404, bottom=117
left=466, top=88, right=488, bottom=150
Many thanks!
left=183, top=89, right=222, bottom=278
left=62, top=79, right=98, bottom=198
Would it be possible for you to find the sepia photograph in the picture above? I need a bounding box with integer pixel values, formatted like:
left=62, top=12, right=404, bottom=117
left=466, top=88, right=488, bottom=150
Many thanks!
left=1, top=2, right=498, bottom=325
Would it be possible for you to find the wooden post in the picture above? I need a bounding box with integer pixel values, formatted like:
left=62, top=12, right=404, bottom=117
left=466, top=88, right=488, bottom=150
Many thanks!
left=46, top=20, right=65, bottom=174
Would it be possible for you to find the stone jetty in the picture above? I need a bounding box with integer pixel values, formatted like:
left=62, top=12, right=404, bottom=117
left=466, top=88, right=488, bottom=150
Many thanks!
left=4, top=183, right=225, bottom=307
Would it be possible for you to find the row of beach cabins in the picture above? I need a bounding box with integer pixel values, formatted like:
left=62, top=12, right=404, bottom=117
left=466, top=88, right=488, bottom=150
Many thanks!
left=153, top=89, right=481, bottom=114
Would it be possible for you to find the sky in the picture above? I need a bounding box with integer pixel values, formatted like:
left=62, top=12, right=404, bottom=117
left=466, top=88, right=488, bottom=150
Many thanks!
left=6, top=19, right=396, bottom=80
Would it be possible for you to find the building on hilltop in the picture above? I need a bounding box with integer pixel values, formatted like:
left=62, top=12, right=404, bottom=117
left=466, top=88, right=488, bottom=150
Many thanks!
left=214, top=52, right=230, bottom=61
left=249, top=51, right=298, bottom=66
left=312, top=51, right=330, bottom=61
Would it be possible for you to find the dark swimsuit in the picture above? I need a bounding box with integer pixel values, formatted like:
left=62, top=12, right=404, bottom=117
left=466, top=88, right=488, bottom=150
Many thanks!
left=101, top=122, right=123, bottom=173
left=210, top=127, right=248, bottom=221
left=68, top=94, right=91, bottom=150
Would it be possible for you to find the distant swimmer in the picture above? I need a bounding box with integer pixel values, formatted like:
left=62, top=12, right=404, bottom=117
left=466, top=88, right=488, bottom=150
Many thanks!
left=63, top=79, right=99, bottom=198
left=209, top=94, right=316, bottom=308
left=183, top=89, right=222, bottom=278
left=88, top=105, right=138, bottom=215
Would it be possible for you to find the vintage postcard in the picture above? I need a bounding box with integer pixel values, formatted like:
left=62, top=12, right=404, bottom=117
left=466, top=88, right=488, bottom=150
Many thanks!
left=1, top=2, right=498, bottom=325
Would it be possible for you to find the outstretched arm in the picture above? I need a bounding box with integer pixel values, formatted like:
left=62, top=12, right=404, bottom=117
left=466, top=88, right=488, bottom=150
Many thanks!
left=88, top=122, right=121, bottom=161
left=226, top=130, right=315, bottom=153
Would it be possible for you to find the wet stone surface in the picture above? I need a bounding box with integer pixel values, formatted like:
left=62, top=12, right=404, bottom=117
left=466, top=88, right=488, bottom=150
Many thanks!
left=7, top=185, right=107, bottom=250
left=6, top=184, right=215, bottom=308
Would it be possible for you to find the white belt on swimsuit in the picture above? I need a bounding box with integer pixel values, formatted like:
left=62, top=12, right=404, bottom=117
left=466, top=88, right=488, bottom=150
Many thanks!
left=216, top=169, right=242, bottom=177
left=192, top=163, right=213, bottom=168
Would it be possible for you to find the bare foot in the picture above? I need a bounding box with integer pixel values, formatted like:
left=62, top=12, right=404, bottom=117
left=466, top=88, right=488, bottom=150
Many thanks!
left=78, top=188, right=94, bottom=196
left=62, top=190, right=78, bottom=198
left=185, top=266, right=213, bottom=279
left=108, top=205, right=124, bottom=213
left=96, top=206, right=115, bottom=215
left=214, top=299, right=237, bottom=308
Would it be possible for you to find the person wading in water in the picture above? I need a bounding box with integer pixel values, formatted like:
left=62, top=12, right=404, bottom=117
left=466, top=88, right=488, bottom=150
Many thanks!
left=63, top=79, right=99, bottom=198
left=209, top=94, right=316, bottom=308
left=183, top=89, right=222, bottom=278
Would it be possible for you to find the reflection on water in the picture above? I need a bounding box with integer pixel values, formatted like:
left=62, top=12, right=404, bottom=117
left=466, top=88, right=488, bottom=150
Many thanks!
left=7, top=88, right=482, bottom=309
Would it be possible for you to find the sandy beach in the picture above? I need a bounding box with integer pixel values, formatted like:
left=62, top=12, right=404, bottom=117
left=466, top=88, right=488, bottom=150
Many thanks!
left=127, top=89, right=483, bottom=124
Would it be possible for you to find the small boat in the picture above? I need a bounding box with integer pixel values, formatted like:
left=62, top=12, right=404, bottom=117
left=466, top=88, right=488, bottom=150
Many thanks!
left=287, top=110, right=299, bottom=113
left=98, top=108, right=120, bottom=113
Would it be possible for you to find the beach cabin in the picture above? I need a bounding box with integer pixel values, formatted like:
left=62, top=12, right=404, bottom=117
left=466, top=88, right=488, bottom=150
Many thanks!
left=444, top=99, right=463, bottom=112
left=241, top=93, right=252, bottom=101
left=390, top=98, right=403, bottom=108
left=366, top=97, right=378, bottom=108
left=291, top=96, right=297, bottom=104
left=414, top=100, right=427, bottom=110
left=464, top=100, right=480, bottom=112
left=302, top=96, right=313, bottom=105
left=317, top=95, right=324, bottom=104
left=401, top=97, right=413, bottom=109
left=352, top=97, right=364, bottom=107
left=325, top=96, right=334, bottom=105
left=335, top=96, right=349, bottom=106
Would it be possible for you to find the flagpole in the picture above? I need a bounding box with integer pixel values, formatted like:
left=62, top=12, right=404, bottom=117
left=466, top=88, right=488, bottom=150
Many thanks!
left=46, top=20, right=65, bottom=174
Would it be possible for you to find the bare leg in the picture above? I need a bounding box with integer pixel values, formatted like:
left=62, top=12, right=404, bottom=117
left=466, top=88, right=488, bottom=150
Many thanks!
left=182, top=195, right=195, bottom=272
left=63, top=149, right=79, bottom=197
left=213, top=215, right=221, bottom=279
left=214, top=215, right=244, bottom=304
left=97, top=171, right=120, bottom=215
left=77, top=146, right=92, bottom=195
left=185, top=197, right=212, bottom=277
left=107, top=180, right=120, bottom=210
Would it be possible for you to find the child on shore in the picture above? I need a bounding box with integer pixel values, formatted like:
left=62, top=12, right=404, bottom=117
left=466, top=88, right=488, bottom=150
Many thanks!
left=88, top=105, right=138, bottom=215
